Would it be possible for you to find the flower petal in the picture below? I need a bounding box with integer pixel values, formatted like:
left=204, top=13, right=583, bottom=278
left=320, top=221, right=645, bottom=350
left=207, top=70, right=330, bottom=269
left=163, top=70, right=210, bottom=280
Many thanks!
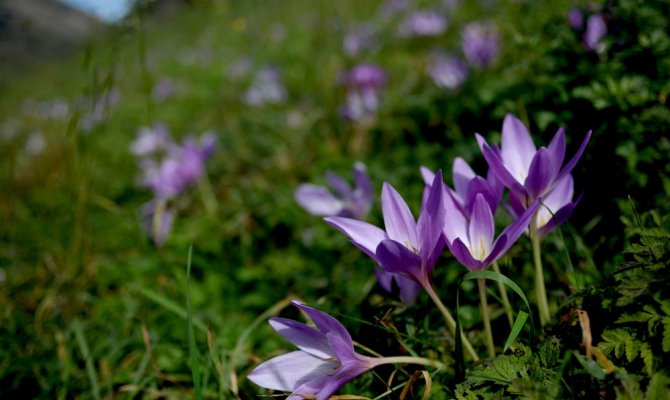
left=247, top=350, right=335, bottom=392
left=293, top=302, right=356, bottom=362
left=420, top=166, right=436, bottom=185
left=382, top=182, right=419, bottom=248
left=524, top=147, right=555, bottom=199
left=314, top=359, right=373, bottom=400
left=479, top=135, right=526, bottom=194
left=453, top=157, right=476, bottom=199
left=536, top=174, right=574, bottom=229
left=376, top=239, right=423, bottom=283
left=554, top=130, right=592, bottom=188
left=396, top=275, right=422, bottom=305
left=501, top=114, right=536, bottom=181
left=443, top=191, right=469, bottom=246
left=417, top=170, right=446, bottom=259
left=295, top=184, right=344, bottom=216
left=268, top=318, right=333, bottom=359
left=374, top=268, right=394, bottom=292
left=493, top=198, right=541, bottom=258
left=547, top=127, right=566, bottom=180
left=468, top=194, right=495, bottom=261
left=325, top=171, right=354, bottom=200
left=449, top=237, right=485, bottom=270
left=324, top=217, right=387, bottom=259
left=352, top=162, right=374, bottom=218
left=465, top=176, right=501, bottom=216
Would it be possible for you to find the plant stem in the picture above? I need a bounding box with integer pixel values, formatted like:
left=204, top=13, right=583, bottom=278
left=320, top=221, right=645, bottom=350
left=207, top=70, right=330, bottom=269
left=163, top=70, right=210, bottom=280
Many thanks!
left=423, top=283, right=479, bottom=361
left=492, top=261, right=514, bottom=328
left=371, top=356, right=445, bottom=369
left=530, top=213, right=551, bottom=327
left=478, top=279, right=495, bottom=358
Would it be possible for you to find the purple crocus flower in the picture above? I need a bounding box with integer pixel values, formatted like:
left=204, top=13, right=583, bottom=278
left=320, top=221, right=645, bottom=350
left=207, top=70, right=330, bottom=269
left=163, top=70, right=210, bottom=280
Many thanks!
left=400, top=11, right=448, bottom=37
left=444, top=192, right=540, bottom=271
left=295, top=162, right=374, bottom=220
left=508, top=173, right=581, bottom=237
left=461, top=21, right=500, bottom=68
left=325, top=172, right=446, bottom=303
left=130, top=123, right=170, bottom=156
left=568, top=8, right=584, bottom=30
left=339, top=64, right=387, bottom=121
left=427, top=53, right=469, bottom=90
left=584, top=14, right=606, bottom=51
left=248, top=301, right=376, bottom=400
left=477, top=114, right=591, bottom=207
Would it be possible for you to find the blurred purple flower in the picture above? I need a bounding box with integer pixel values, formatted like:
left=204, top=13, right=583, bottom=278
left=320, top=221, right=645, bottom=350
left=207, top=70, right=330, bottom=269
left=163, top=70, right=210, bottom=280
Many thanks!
left=461, top=21, right=500, bottom=68
left=248, top=301, right=376, bottom=400
left=584, top=14, right=606, bottom=51
left=339, top=64, right=387, bottom=121
left=244, top=66, right=287, bottom=106
left=427, top=53, right=469, bottom=90
left=343, top=23, right=378, bottom=56
left=325, top=172, right=446, bottom=304
left=400, top=11, right=447, bottom=37
left=476, top=114, right=591, bottom=207
left=152, top=77, right=176, bottom=101
left=295, top=162, right=373, bottom=220
left=568, top=8, right=583, bottom=30
left=379, top=0, right=411, bottom=18
left=130, top=123, right=170, bottom=156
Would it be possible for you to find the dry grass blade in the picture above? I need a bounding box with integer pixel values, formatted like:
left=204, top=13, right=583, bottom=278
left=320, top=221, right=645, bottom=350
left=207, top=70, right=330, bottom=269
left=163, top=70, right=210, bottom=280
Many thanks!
left=577, top=309, right=592, bottom=359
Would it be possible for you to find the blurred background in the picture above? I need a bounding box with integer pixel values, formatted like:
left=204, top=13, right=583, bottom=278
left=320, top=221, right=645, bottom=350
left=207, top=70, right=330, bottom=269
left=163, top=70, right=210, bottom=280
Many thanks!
left=1, top=0, right=669, bottom=398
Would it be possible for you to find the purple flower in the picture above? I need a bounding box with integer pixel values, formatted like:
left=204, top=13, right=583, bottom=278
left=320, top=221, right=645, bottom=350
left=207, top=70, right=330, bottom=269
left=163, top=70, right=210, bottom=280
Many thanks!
left=477, top=113, right=591, bottom=206
left=130, top=123, right=170, bottom=156
left=427, top=53, right=469, bottom=90
left=325, top=172, right=446, bottom=303
left=568, top=8, right=583, bottom=30
left=461, top=21, right=500, bottom=68
left=139, top=132, right=217, bottom=199
left=247, top=301, right=376, bottom=400
left=295, top=162, right=374, bottom=220
left=444, top=192, right=540, bottom=271
left=508, top=173, right=581, bottom=237
left=420, top=157, right=503, bottom=219
left=343, top=23, right=378, bottom=56
left=584, top=14, right=606, bottom=51
left=339, top=64, right=387, bottom=121
left=400, top=11, right=448, bottom=37
left=152, top=77, right=176, bottom=101
left=244, top=66, right=287, bottom=106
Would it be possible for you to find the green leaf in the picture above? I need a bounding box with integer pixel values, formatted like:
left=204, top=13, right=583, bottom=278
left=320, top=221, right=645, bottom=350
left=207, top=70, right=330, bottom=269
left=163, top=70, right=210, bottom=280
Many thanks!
left=185, top=246, right=203, bottom=400
left=504, top=311, right=529, bottom=353
left=573, top=352, right=606, bottom=380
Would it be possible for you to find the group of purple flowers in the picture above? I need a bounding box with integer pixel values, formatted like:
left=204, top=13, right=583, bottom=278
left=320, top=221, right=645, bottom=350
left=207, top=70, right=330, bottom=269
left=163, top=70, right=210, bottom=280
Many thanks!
left=251, top=114, right=590, bottom=399
left=130, top=123, right=216, bottom=245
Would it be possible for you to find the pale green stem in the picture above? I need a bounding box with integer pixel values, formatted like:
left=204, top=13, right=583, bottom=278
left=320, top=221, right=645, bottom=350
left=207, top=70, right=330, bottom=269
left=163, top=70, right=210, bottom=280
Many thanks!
left=423, top=283, right=479, bottom=361
left=478, top=279, right=495, bottom=358
left=530, top=212, right=551, bottom=327
left=371, top=356, right=444, bottom=369
left=492, top=261, right=514, bottom=328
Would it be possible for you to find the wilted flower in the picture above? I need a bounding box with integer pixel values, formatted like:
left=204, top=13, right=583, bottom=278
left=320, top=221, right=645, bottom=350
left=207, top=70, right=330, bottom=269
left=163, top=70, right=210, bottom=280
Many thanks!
left=244, top=66, right=287, bottom=106
left=295, top=162, right=373, bottom=220
left=248, top=301, right=377, bottom=400
left=343, top=23, right=378, bottom=56
left=326, top=172, right=446, bottom=303
left=339, top=64, right=387, bottom=121
left=400, top=11, right=447, bottom=37
left=568, top=8, right=583, bottom=30
left=427, top=53, right=469, bottom=90
left=461, top=21, right=500, bottom=68
left=584, top=14, right=606, bottom=51
left=477, top=114, right=591, bottom=207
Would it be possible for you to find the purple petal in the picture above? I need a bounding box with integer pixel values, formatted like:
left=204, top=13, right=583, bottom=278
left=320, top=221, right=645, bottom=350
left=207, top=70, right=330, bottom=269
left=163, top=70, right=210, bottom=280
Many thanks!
left=374, top=268, right=394, bottom=292
left=480, top=138, right=527, bottom=195
left=324, top=217, right=387, bottom=259
left=396, top=275, right=422, bottom=305
left=482, top=234, right=508, bottom=268
left=468, top=194, right=495, bottom=261
left=296, top=184, right=344, bottom=216
left=554, top=130, right=592, bottom=189
left=352, top=162, right=374, bottom=217
left=547, top=128, right=566, bottom=179
left=584, top=14, right=607, bottom=51
left=524, top=147, right=556, bottom=199
left=449, top=237, right=484, bottom=270
left=287, top=375, right=330, bottom=400
left=381, top=183, right=418, bottom=248
left=417, top=170, right=446, bottom=258
left=375, top=239, right=423, bottom=283
left=493, top=198, right=541, bottom=258
left=506, top=190, right=526, bottom=219
left=313, top=358, right=373, bottom=400
left=465, top=176, right=501, bottom=216
left=326, top=171, right=354, bottom=200
left=538, top=202, right=576, bottom=236
left=537, top=174, right=574, bottom=228
left=247, top=350, right=336, bottom=392
left=443, top=191, right=468, bottom=245
left=452, top=157, right=476, bottom=199
left=420, top=166, right=436, bottom=185
left=501, top=114, right=536, bottom=183
left=268, top=318, right=333, bottom=359
left=293, top=302, right=355, bottom=362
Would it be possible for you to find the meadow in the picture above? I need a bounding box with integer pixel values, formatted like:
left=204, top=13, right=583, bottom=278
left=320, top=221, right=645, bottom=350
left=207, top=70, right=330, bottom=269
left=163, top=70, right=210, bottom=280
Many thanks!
left=1, top=0, right=669, bottom=398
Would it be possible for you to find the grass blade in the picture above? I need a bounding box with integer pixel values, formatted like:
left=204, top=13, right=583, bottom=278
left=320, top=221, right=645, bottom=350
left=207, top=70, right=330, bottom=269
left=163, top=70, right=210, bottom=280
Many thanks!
left=71, top=319, right=101, bottom=400
left=186, top=245, right=203, bottom=400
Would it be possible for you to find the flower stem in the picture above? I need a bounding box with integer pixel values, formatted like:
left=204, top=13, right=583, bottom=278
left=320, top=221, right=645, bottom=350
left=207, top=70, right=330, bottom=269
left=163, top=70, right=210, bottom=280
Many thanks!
left=492, top=261, right=514, bottom=328
left=198, top=173, right=219, bottom=215
left=371, top=356, right=445, bottom=369
left=423, top=283, right=479, bottom=361
left=530, top=213, right=551, bottom=327
left=478, top=278, right=495, bottom=358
